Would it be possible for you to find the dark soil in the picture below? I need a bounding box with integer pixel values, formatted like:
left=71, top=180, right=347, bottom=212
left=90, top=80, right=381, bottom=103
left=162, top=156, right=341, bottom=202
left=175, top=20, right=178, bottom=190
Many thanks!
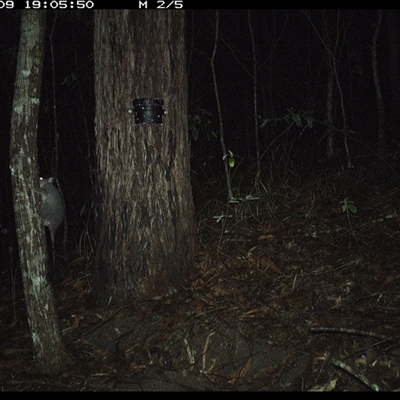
left=2, top=157, right=400, bottom=391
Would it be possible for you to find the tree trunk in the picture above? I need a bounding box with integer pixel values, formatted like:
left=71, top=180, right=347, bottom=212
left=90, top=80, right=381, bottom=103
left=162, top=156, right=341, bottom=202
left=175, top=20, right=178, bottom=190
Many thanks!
left=94, top=10, right=197, bottom=303
left=247, top=10, right=261, bottom=187
left=9, top=10, right=69, bottom=374
left=372, top=9, right=386, bottom=158
left=387, top=10, right=400, bottom=138
left=326, top=69, right=335, bottom=160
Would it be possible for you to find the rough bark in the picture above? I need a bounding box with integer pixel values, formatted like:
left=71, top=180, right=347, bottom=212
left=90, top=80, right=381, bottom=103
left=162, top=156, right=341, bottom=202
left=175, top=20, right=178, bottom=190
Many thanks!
left=94, top=10, right=197, bottom=302
left=9, top=10, right=69, bottom=374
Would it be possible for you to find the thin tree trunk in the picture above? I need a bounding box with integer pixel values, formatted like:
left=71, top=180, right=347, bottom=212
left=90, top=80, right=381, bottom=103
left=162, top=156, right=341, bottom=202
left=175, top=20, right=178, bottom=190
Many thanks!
left=304, top=10, right=353, bottom=167
left=387, top=10, right=400, bottom=137
left=9, top=10, right=69, bottom=374
left=248, top=10, right=261, bottom=187
left=372, top=9, right=385, bottom=158
left=210, top=10, right=233, bottom=201
left=326, top=69, right=335, bottom=159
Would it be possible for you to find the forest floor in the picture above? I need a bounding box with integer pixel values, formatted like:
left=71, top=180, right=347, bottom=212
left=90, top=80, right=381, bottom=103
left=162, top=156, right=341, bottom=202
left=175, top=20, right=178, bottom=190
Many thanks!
left=2, top=155, right=400, bottom=391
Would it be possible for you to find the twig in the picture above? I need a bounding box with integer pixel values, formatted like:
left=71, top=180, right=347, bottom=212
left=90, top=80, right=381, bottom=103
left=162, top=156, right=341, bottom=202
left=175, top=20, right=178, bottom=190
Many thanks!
left=311, top=326, right=389, bottom=340
left=78, top=305, right=128, bottom=339
left=332, top=358, right=381, bottom=391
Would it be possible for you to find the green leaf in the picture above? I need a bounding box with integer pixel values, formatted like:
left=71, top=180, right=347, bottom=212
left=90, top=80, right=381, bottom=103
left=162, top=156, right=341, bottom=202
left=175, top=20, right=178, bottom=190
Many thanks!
left=347, top=204, right=358, bottom=213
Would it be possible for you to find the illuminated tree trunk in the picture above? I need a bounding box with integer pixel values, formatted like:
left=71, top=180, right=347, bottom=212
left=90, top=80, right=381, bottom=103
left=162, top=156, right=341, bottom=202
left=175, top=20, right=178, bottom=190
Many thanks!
left=9, top=10, right=68, bottom=373
left=94, top=10, right=197, bottom=303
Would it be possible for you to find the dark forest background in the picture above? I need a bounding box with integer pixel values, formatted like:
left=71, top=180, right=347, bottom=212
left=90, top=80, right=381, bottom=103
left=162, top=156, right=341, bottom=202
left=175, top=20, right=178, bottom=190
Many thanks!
left=1, top=9, right=399, bottom=257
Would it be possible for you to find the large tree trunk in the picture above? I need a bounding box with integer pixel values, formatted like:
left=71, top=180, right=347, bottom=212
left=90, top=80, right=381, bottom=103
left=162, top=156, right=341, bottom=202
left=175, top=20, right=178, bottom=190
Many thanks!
left=9, top=10, right=68, bottom=374
left=94, top=10, right=197, bottom=303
